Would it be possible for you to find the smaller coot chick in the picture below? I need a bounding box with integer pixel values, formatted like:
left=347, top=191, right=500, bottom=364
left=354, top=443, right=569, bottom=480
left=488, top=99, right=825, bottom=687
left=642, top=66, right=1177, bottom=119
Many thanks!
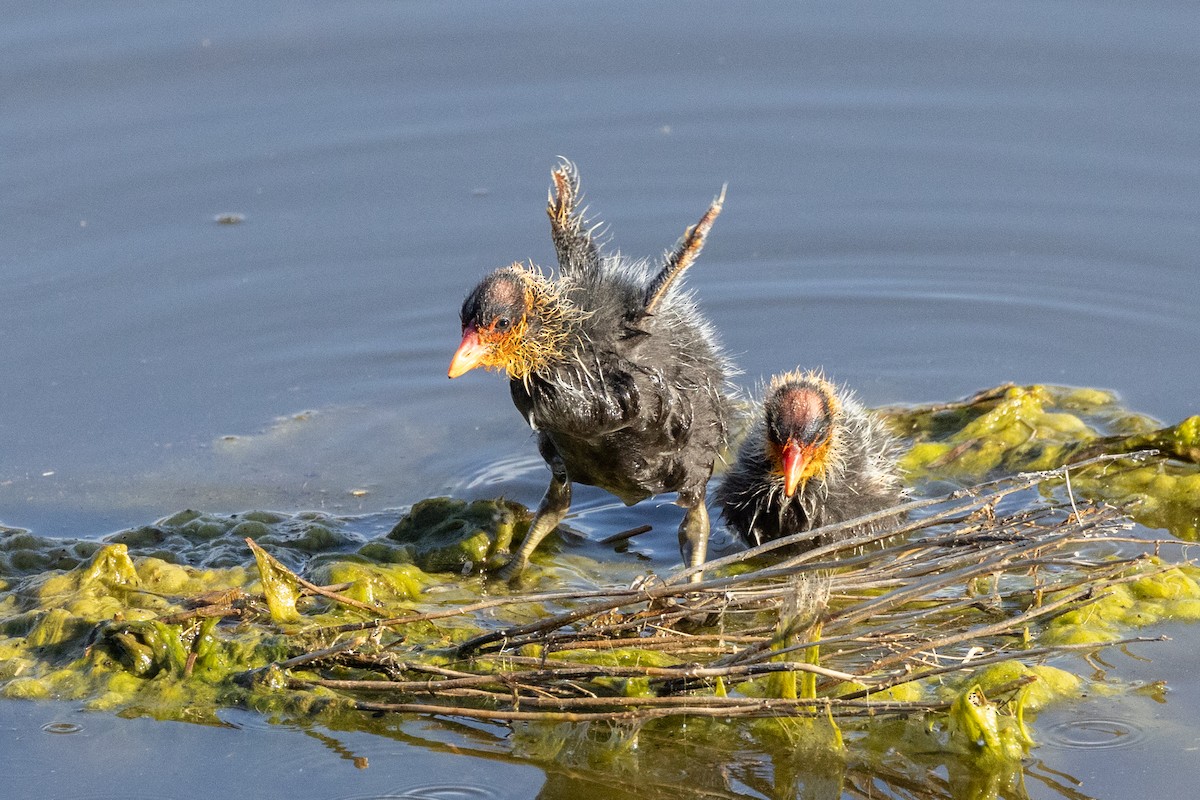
left=715, top=370, right=904, bottom=548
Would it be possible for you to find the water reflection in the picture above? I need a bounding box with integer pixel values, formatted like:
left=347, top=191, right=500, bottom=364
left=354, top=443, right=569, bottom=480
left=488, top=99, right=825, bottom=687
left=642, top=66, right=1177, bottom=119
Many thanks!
left=339, top=713, right=1098, bottom=800
left=305, top=728, right=372, bottom=770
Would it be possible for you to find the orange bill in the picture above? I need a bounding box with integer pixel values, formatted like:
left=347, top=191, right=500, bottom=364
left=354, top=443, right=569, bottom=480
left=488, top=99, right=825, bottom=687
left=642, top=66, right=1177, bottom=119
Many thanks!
left=780, top=439, right=808, bottom=498
left=448, top=326, right=489, bottom=378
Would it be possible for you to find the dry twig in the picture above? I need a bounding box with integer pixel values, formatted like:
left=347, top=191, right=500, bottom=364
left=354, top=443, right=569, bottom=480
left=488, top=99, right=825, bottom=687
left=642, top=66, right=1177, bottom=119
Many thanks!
left=236, top=456, right=1183, bottom=726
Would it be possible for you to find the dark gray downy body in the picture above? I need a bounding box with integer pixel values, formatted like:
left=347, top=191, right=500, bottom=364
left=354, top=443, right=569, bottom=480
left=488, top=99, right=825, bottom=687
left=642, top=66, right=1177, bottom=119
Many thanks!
left=459, top=161, right=736, bottom=580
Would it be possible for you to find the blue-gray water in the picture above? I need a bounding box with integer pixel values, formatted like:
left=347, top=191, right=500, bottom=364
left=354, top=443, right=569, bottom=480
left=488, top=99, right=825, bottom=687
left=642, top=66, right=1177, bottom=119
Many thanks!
left=2, top=2, right=1199, bottom=798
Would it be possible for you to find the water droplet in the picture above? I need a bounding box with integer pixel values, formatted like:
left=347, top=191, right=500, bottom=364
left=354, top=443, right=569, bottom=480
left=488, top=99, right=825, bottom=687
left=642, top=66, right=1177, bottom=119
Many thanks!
left=41, top=721, right=83, bottom=735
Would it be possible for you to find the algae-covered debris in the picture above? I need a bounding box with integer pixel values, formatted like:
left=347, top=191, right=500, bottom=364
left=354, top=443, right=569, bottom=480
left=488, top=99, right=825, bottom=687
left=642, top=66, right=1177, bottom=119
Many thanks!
left=883, top=383, right=1200, bottom=540
left=1042, top=561, right=1200, bottom=645
left=249, top=540, right=303, bottom=623
left=0, top=500, right=531, bottom=721
left=365, top=497, right=530, bottom=573
left=1, top=385, right=1198, bottom=788
left=884, top=384, right=1192, bottom=477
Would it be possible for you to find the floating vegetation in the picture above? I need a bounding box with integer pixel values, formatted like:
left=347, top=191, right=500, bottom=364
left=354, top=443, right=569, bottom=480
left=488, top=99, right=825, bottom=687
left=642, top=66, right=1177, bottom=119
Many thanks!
left=1, top=384, right=1198, bottom=794
left=883, top=383, right=1200, bottom=539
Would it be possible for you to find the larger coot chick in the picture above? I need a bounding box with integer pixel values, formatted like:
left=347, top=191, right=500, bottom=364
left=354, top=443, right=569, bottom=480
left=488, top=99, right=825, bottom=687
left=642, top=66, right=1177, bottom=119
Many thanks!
left=449, top=160, right=735, bottom=579
left=716, top=370, right=903, bottom=548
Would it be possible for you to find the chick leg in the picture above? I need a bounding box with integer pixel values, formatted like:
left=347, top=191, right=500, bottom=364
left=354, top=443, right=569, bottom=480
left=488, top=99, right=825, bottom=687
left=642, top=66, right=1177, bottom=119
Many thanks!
left=677, top=490, right=710, bottom=584
left=497, top=462, right=572, bottom=581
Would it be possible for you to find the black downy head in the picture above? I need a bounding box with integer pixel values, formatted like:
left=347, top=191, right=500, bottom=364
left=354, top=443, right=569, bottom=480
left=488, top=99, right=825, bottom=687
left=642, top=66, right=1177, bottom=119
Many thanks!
left=449, top=267, right=531, bottom=378
left=764, top=373, right=839, bottom=498
left=449, top=265, right=578, bottom=381
left=460, top=269, right=527, bottom=337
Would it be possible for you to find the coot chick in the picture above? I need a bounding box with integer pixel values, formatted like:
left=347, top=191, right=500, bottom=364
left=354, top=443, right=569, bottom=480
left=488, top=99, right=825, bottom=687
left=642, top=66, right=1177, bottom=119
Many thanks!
left=449, top=160, right=735, bottom=579
left=715, top=370, right=903, bottom=548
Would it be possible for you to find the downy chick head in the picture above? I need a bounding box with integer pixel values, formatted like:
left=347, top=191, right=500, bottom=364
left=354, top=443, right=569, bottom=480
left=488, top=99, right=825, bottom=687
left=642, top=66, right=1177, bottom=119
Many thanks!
left=763, top=371, right=841, bottom=498
left=448, top=264, right=578, bottom=382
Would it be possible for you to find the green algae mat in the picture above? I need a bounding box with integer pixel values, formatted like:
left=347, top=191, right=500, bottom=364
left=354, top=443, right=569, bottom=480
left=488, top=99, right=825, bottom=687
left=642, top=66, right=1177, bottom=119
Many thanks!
left=2, top=384, right=1199, bottom=796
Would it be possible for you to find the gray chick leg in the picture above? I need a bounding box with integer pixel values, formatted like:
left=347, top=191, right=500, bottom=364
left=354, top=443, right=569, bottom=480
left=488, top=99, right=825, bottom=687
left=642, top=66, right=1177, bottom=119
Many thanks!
left=677, top=491, right=710, bottom=583
left=497, top=463, right=572, bottom=581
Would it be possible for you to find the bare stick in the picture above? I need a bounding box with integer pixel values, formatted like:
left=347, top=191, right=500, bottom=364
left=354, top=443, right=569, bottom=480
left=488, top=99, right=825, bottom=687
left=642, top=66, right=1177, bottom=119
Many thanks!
left=598, top=524, right=654, bottom=545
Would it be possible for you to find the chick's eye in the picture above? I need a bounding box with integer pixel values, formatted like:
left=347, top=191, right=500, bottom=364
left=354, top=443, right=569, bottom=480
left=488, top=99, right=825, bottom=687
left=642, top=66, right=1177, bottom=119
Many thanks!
left=494, top=317, right=512, bottom=332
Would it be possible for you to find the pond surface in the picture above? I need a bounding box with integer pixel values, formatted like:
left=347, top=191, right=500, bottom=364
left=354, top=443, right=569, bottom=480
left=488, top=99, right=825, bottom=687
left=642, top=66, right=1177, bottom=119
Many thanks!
left=2, top=2, right=1199, bottom=798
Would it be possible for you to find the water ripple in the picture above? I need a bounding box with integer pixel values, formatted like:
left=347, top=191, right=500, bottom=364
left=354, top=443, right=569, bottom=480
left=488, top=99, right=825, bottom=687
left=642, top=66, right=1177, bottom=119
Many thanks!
left=1042, top=718, right=1146, bottom=749
left=334, top=787, right=499, bottom=800
left=392, top=786, right=499, bottom=800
